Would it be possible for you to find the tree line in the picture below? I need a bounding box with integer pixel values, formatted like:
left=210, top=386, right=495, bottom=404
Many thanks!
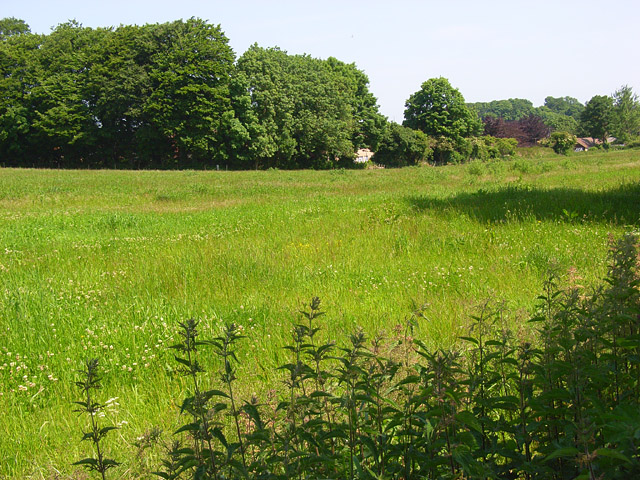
left=469, top=87, right=640, bottom=146
left=1, top=16, right=639, bottom=169
left=0, top=18, right=384, bottom=169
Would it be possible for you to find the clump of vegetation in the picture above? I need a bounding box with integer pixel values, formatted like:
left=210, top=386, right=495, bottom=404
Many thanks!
left=548, top=131, right=577, bottom=155
left=73, top=232, right=640, bottom=479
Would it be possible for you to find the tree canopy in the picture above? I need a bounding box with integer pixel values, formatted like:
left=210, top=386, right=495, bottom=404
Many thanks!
left=231, top=46, right=384, bottom=169
left=543, top=96, right=584, bottom=119
left=0, top=18, right=237, bottom=167
left=0, top=17, right=30, bottom=39
left=467, top=98, right=535, bottom=122
left=1, top=15, right=638, bottom=169
left=610, top=85, right=640, bottom=143
left=403, top=77, right=482, bottom=142
left=0, top=19, right=384, bottom=169
left=580, top=95, right=614, bottom=144
left=372, top=122, right=432, bottom=167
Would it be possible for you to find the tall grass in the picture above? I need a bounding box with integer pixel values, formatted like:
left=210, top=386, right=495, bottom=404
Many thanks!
left=1, top=150, right=639, bottom=478
left=73, top=232, right=640, bottom=479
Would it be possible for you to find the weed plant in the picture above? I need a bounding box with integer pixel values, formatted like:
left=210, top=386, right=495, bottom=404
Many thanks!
left=72, top=358, right=119, bottom=479
left=73, top=233, right=640, bottom=479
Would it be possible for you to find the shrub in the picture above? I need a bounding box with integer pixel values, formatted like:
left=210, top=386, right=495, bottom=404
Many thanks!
left=469, top=136, right=517, bottom=161
left=373, top=123, right=433, bottom=167
left=624, top=136, right=640, bottom=149
left=550, top=131, right=577, bottom=155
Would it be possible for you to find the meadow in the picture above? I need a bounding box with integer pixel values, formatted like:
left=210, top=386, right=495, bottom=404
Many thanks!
left=1, top=149, right=639, bottom=478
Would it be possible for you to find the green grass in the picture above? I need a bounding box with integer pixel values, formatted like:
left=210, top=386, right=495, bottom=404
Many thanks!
left=1, top=150, right=640, bottom=478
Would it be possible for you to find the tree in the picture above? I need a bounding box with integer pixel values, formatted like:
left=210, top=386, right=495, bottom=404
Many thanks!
left=83, top=24, right=154, bottom=167
left=141, top=18, right=235, bottom=167
left=482, top=115, right=549, bottom=146
left=0, top=26, right=41, bottom=164
left=519, top=115, right=551, bottom=146
left=535, top=106, right=579, bottom=134
left=372, top=122, right=432, bottom=167
left=233, top=46, right=384, bottom=169
left=467, top=98, right=535, bottom=121
left=326, top=57, right=386, bottom=152
left=0, top=17, right=30, bottom=39
left=28, top=21, right=105, bottom=166
left=543, top=96, right=584, bottom=119
left=610, top=85, right=640, bottom=143
left=404, top=78, right=482, bottom=144
left=580, top=95, right=613, bottom=144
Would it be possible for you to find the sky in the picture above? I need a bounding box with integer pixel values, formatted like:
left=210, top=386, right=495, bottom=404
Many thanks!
left=4, top=0, right=640, bottom=122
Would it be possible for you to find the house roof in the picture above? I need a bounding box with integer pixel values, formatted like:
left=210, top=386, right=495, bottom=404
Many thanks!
left=575, top=137, right=617, bottom=149
left=575, top=137, right=598, bottom=149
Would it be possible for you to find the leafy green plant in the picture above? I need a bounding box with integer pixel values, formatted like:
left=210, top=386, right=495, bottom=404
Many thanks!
left=169, top=319, right=224, bottom=480
left=72, top=358, right=119, bottom=480
left=550, top=131, right=577, bottom=155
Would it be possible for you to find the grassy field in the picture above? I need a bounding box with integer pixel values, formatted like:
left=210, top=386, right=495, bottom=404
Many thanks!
left=1, top=149, right=639, bottom=478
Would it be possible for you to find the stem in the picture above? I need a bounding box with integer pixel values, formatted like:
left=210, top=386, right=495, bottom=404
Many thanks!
left=186, top=335, right=218, bottom=480
left=85, top=384, right=107, bottom=480
left=225, top=353, right=247, bottom=471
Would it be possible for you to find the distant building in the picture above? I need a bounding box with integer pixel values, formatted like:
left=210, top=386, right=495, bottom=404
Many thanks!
left=355, top=148, right=374, bottom=163
left=574, top=137, right=617, bottom=152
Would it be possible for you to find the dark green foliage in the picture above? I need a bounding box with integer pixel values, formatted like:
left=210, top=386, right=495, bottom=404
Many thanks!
left=470, top=135, right=518, bottom=160
left=0, top=18, right=386, bottom=169
left=471, top=97, right=582, bottom=135
left=0, top=18, right=236, bottom=168
left=373, top=122, right=433, bottom=167
left=610, top=85, right=640, bottom=143
left=233, top=46, right=384, bottom=169
left=536, top=106, right=580, bottom=134
left=580, top=95, right=614, bottom=144
left=543, top=96, right=585, bottom=119
left=0, top=17, right=30, bottom=39
left=468, top=98, right=536, bottom=121
left=404, top=77, right=483, bottom=143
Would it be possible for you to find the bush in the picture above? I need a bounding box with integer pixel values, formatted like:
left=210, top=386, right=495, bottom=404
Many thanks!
left=550, top=131, right=577, bottom=155
left=469, top=136, right=517, bottom=162
left=625, top=137, right=640, bottom=149
left=373, top=123, right=433, bottom=167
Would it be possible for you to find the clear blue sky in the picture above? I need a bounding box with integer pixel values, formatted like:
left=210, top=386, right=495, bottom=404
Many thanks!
left=5, top=0, right=640, bottom=122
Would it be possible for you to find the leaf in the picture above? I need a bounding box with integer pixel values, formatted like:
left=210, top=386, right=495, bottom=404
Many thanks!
left=203, top=389, right=229, bottom=399
left=174, top=422, right=201, bottom=435
left=360, top=435, right=378, bottom=458
left=456, top=410, right=482, bottom=433
left=98, top=426, right=118, bottom=436
left=544, top=447, right=579, bottom=462
left=595, top=448, right=632, bottom=464
left=211, top=426, right=228, bottom=448
left=72, top=458, right=99, bottom=467
left=81, top=431, right=97, bottom=441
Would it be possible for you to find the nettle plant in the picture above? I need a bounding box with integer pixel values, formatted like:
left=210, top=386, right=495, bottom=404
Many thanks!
left=72, top=358, right=120, bottom=480
left=74, top=233, right=640, bottom=479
